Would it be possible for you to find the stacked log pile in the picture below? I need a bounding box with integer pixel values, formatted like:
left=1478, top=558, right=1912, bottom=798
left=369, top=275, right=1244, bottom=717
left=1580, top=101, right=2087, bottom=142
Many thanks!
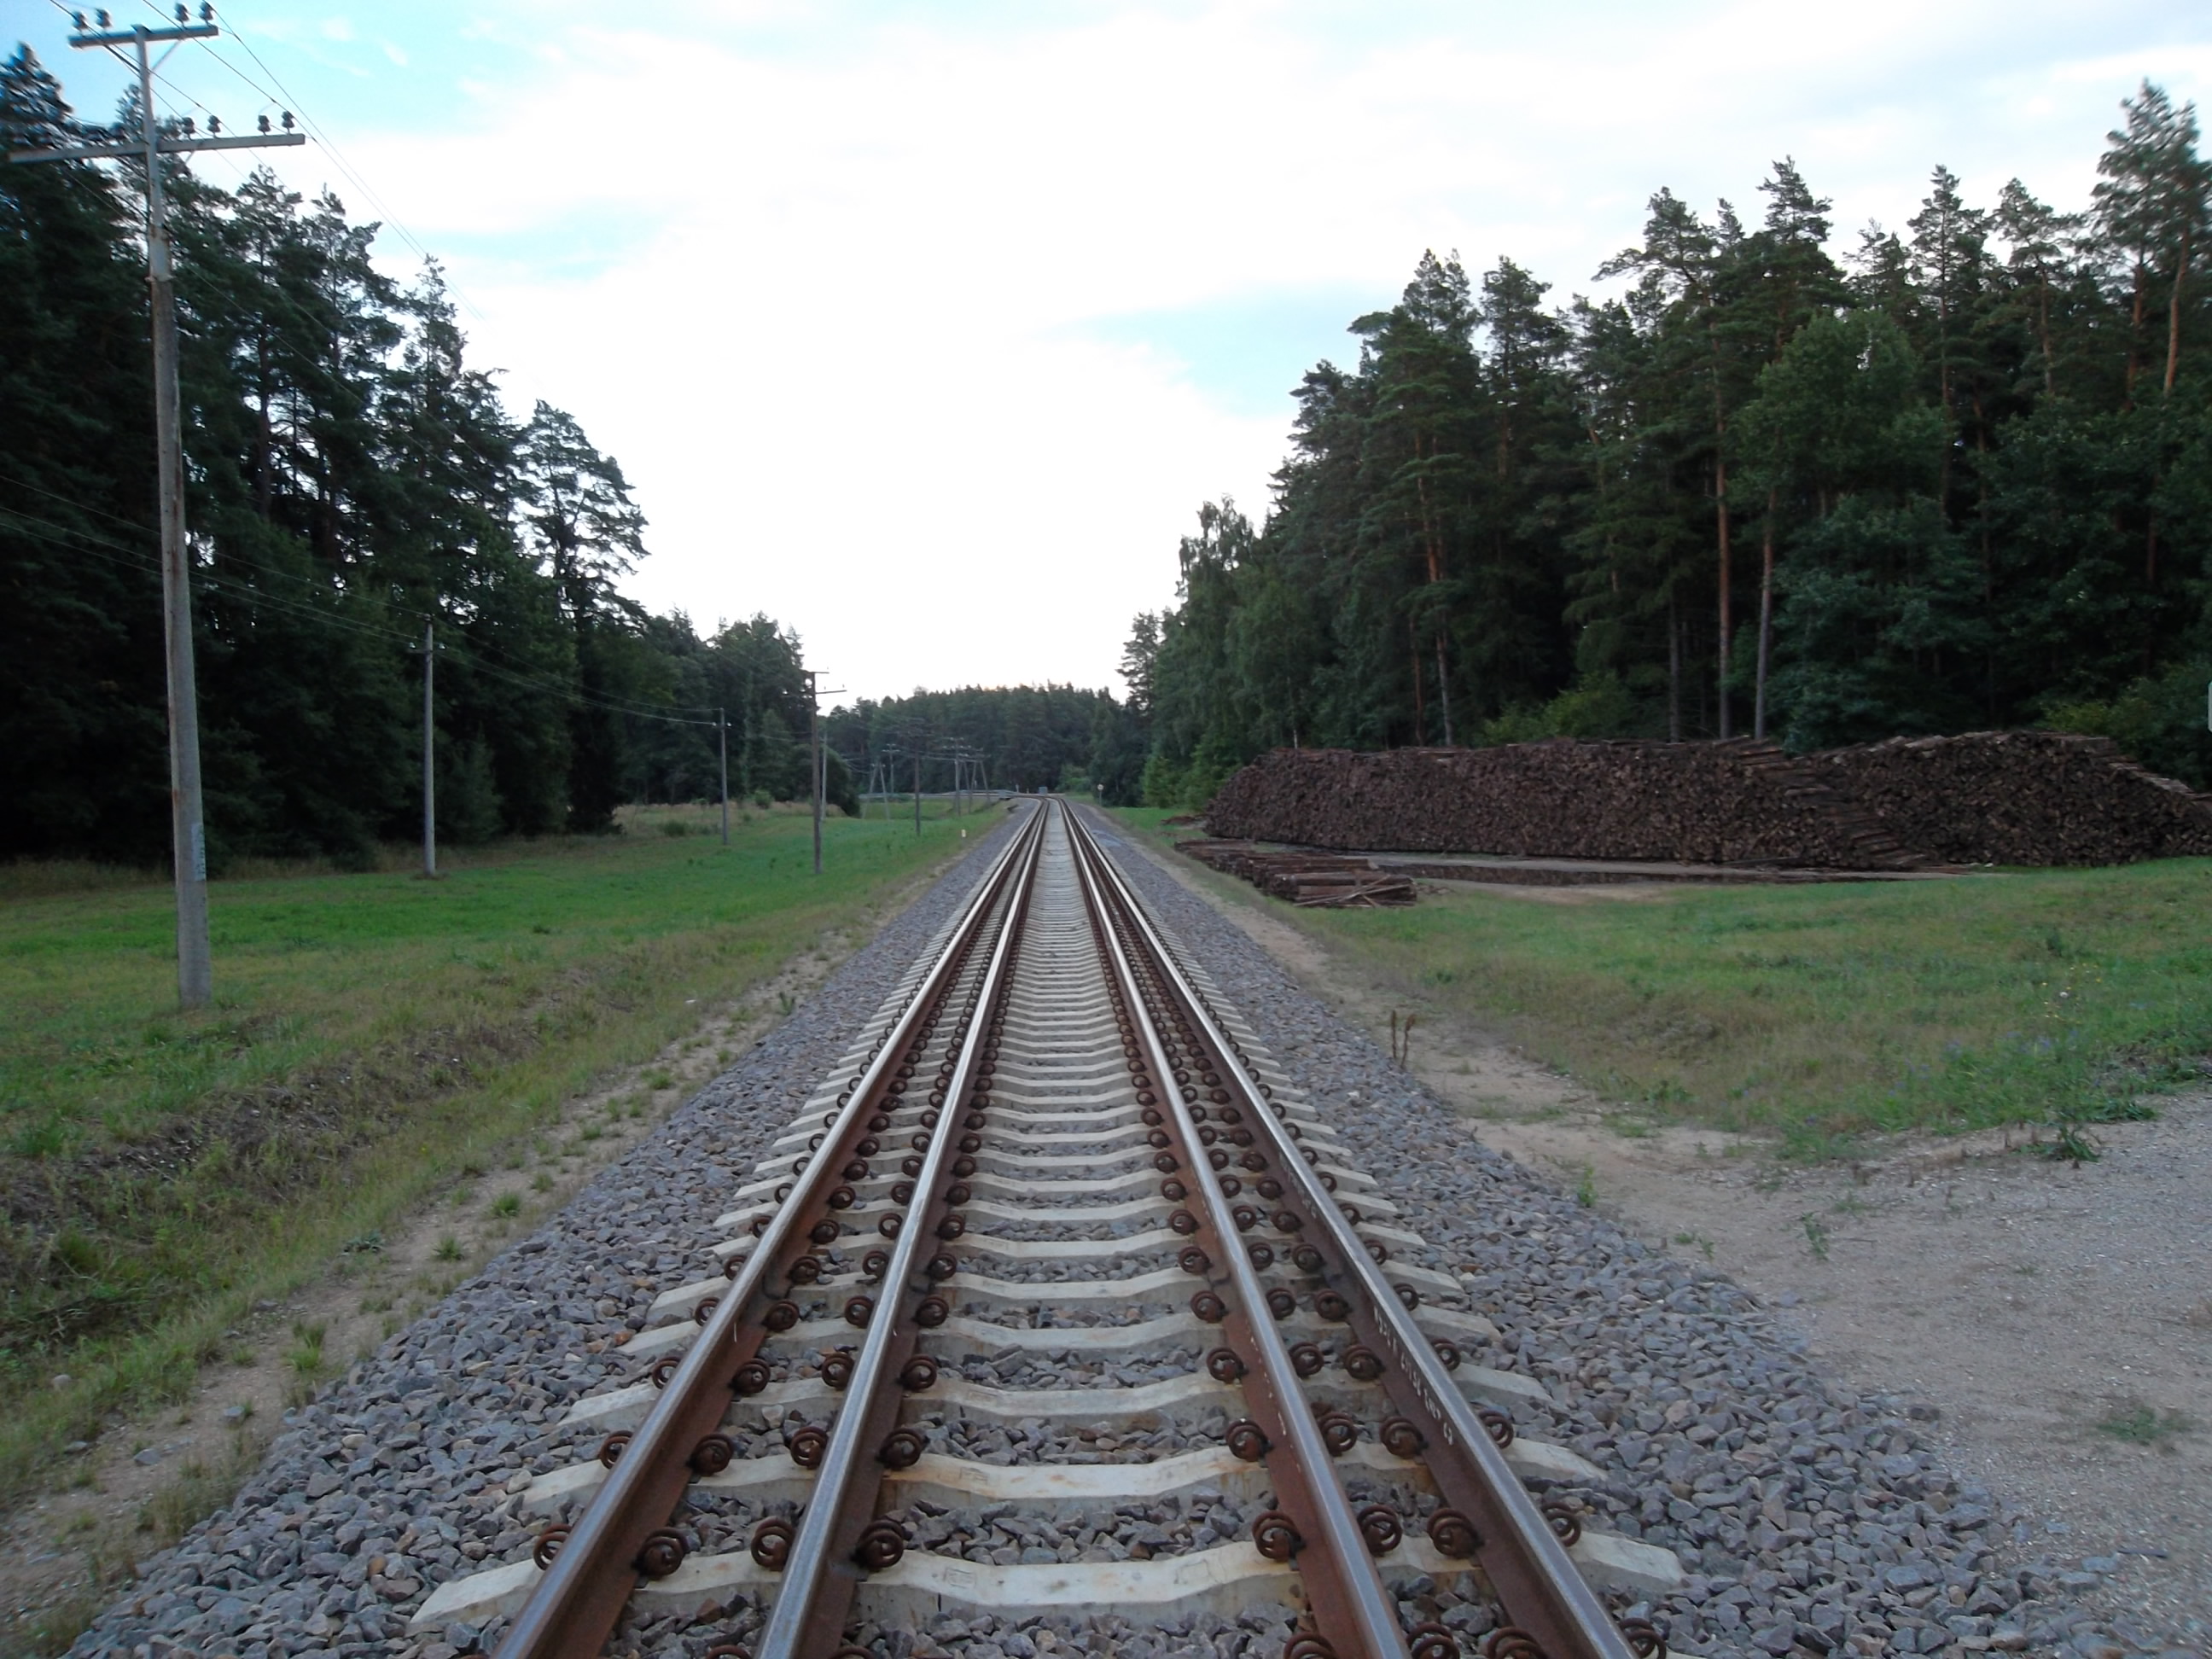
left=1179, top=840, right=1417, bottom=906
left=1203, top=742, right=1922, bottom=869
left=1201, top=734, right=2212, bottom=870
left=1802, top=732, right=2212, bottom=866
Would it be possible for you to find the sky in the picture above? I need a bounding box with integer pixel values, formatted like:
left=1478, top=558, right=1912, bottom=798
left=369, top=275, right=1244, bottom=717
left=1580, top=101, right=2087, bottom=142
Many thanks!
left=17, top=0, right=2212, bottom=707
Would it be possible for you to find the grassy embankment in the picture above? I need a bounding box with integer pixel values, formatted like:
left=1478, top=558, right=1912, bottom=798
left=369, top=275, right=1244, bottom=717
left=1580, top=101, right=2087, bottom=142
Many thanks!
left=1114, top=808, right=2212, bottom=1153
left=0, top=801, right=992, bottom=1503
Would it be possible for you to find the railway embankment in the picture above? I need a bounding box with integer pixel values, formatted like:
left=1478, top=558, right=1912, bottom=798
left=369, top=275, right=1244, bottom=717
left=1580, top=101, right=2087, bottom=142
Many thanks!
left=45, top=804, right=2183, bottom=1658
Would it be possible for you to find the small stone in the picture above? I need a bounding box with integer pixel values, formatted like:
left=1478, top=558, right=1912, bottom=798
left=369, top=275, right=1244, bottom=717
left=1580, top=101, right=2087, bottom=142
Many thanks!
left=49, top=1373, right=72, bottom=1389
left=134, top=1447, right=161, bottom=1465
left=1751, top=1621, right=1798, bottom=1655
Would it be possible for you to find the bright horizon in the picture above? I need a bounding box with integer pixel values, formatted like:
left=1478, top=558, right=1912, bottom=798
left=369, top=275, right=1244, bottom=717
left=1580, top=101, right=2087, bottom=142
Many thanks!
left=22, top=0, right=2211, bottom=708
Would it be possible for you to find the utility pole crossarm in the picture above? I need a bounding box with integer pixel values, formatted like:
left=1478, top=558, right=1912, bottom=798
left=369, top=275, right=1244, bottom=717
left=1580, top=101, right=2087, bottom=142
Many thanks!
left=69, top=22, right=218, bottom=46
left=11, top=131, right=306, bottom=165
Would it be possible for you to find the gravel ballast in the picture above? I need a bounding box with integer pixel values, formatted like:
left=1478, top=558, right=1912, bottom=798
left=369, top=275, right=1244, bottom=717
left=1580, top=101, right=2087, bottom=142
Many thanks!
left=67, top=803, right=2168, bottom=1659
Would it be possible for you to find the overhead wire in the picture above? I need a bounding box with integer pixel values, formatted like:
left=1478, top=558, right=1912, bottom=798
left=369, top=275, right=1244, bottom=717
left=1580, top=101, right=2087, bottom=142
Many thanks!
left=162, top=0, right=491, bottom=324
left=0, top=504, right=738, bottom=731
left=3, top=473, right=713, bottom=724
left=40, top=0, right=492, bottom=324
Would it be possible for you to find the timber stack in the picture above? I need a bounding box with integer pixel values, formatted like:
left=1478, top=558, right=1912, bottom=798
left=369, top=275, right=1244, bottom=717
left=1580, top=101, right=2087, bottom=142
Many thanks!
left=1179, top=839, right=1418, bottom=906
left=1202, top=733, right=2212, bottom=870
left=1803, top=731, right=2212, bottom=866
left=1204, top=740, right=1921, bottom=869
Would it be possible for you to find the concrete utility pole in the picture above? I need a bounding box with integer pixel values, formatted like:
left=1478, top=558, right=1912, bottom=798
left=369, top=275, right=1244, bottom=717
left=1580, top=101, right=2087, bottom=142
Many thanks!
left=718, top=707, right=730, bottom=846
left=11, top=9, right=305, bottom=1010
left=421, top=621, right=436, bottom=878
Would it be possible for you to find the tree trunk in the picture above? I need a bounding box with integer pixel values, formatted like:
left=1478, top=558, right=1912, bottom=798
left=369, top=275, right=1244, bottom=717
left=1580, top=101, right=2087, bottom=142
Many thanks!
left=2037, top=276, right=2055, bottom=399
left=1408, top=616, right=1426, bottom=746
left=1754, top=488, right=1776, bottom=739
left=2124, top=261, right=2147, bottom=405
left=1667, top=597, right=1682, bottom=742
left=1413, top=451, right=1450, bottom=744
left=1715, top=457, right=1732, bottom=739
left=1434, top=633, right=1454, bottom=745
left=2167, top=230, right=2192, bottom=396
left=1976, top=413, right=1996, bottom=720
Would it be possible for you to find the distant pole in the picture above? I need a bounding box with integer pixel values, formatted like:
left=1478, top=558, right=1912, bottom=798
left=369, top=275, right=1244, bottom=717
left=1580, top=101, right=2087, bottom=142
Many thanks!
left=807, top=669, right=823, bottom=876
left=13, top=17, right=306, bottom=1008
left=718, top=707, right=730, bottom=845
left=913, top=747, right=923, bottom=835
left=421, top=620, right=437, bottom=878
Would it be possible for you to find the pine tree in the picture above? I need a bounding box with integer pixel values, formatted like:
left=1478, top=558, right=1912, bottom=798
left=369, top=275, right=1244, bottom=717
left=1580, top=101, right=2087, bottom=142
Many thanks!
left=2093, top=82, right=2211, bottom=401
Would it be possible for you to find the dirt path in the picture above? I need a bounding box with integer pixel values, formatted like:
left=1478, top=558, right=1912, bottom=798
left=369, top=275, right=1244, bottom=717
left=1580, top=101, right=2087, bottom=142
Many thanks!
left=1128, top=839, right=2212, bottom=1652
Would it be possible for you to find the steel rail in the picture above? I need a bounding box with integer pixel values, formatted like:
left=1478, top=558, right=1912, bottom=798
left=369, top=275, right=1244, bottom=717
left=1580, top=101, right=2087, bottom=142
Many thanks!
left=1067, top=804, right=1638, bottom=1659
left=494, top=804, right=1047, bottom=1659
left=754, top=807, right=1048, bottom=1657
left=1066, top=812, right=1412, bottom=1659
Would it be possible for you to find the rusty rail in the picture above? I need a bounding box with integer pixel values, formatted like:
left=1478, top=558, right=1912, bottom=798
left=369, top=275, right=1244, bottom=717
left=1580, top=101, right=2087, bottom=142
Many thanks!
left=492, top=803, right=1046, bottom=1659
left=1067, top=804, right=1641, bottom=1659
left=1067, top=813, right=1412, bottom=1657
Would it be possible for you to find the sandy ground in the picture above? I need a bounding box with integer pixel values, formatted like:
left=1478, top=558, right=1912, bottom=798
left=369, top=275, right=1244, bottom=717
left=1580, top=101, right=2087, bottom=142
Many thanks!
left=1131, top=848, right=2212, bottom=1653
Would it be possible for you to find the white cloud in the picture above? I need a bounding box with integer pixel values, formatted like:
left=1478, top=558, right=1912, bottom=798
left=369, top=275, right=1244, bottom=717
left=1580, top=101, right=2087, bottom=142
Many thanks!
left=296, top=2, right=2211, bottom=699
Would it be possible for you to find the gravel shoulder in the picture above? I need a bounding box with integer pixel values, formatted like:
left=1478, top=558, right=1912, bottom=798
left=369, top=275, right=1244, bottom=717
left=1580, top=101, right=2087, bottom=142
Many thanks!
left=1104, top=818, right=2209, bottom=1658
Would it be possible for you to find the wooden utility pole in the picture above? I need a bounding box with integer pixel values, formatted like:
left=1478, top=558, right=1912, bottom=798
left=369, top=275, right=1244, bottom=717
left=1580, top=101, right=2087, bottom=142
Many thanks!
left=10, top=12, right=304, bottom=1008
left=718, top=707, right=730, bottom=846
left=421, top=621, right=437, bottom=877
left=800, top=671, right=844, bottom=873
left=805, top=672, right=824, bottom=874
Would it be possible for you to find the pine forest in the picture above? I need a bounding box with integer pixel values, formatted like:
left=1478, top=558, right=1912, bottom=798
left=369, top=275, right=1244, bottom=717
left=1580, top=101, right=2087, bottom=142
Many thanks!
left=1123, top=82, right=2212, bottom=807
left=9, top=50, right=2212, bottom=850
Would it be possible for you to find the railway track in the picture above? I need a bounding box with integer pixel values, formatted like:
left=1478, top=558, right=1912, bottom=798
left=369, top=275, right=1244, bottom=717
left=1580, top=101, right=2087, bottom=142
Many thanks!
left=414, top=800, right=1680, bottom=1658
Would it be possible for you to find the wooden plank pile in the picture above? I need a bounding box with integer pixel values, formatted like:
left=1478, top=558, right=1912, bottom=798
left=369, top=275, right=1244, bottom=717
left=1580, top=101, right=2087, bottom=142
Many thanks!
left=1203, top=741, right=1922, bottom=870
left=1202, top=733, right=2212, bottom=870
left=1179, top=840, right=1417, bottom=907
left=1802, top=732, right=2212, bottom=866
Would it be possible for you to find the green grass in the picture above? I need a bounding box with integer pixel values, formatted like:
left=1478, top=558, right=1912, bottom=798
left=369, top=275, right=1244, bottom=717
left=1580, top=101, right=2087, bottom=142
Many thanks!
left=2095, top=1404, right=2192, bottom=1447
left=0, top=802, right=973, bottom=1503
left=1116, top=812, right=2212, bottom=1153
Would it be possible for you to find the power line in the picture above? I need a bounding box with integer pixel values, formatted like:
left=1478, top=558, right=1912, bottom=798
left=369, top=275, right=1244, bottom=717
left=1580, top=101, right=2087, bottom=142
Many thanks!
left=182, top=4, right=488, bottom=323
left=42, top=0, right=493, bottom=324
left=3, top=472, right=719, bottom=725
left=1, top=504, right=738, bottom=731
